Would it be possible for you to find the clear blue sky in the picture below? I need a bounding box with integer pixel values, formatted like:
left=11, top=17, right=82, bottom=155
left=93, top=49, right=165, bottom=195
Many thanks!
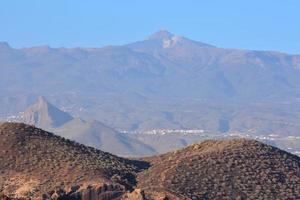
left=1, top=0, right=299, bottom=54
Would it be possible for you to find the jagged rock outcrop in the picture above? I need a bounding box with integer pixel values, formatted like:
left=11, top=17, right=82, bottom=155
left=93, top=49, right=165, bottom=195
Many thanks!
left=42, top=184, right=125, bottom=200
left=121, top=189, right=146, bottom=200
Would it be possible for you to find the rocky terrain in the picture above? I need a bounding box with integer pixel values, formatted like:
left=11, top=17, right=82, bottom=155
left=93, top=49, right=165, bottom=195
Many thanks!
left=138, top=140, right=300, bottom=200
left=1, top=122, right=299, bottom=199
left=0, top=122, right=149, bottom=199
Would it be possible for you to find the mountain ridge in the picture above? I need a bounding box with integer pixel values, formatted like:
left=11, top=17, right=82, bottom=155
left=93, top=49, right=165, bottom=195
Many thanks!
left=0, top=30, right=298, bottom=54
left=1, top=30, right=300, bottom=134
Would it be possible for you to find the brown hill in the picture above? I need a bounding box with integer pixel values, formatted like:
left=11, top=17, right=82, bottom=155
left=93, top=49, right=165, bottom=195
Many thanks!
left=137, top=139, right=300, bottom=200
left=1, top=123, right=300, bottom=200
left=0, top=122, right=148, bottom=199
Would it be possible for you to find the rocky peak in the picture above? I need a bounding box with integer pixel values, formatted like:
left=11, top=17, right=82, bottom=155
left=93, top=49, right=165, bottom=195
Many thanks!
left=22, top=96, right=73, bottom=128
left=147, top=30, right=174, bottom=40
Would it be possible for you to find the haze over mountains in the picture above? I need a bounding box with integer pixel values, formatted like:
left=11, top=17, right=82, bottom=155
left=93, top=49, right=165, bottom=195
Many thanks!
left=1, top=30, right=300, bottom=135
left=19, top=96, right=156, bottom=157
left=10, top=96, right=299, bottom=157
left=23, top=96, right=73, bottom=128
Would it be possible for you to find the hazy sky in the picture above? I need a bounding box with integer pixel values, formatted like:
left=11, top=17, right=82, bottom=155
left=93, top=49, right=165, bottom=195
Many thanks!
left=1, top=1, right=299, bottom=54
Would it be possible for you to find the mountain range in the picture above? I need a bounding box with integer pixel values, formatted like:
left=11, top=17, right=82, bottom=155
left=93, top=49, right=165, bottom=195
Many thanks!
left=0, top=123, right=299, bottom=199
left=1, top=30, right=300, bottom=136
left=11, top=96, right=300, bottom=157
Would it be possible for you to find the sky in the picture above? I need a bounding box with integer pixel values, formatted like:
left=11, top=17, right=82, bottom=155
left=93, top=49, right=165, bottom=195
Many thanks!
left=0, top=0, right=299, bottom=54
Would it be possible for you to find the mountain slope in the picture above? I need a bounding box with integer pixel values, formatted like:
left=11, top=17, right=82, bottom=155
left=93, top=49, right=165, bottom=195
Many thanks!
left=0, top=122, right=148, bottom=199
left=137, top=139, right=300, bottom=199
left=20, top=97, right=156, bottom=156
left=54, top=118, right=156, bottom=156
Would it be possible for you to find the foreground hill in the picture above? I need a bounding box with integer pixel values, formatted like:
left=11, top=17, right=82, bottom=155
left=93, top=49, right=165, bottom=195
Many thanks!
left=0, top=122, right=148, bottom=199
left=1, top=123, right=299, bottom=199
left=137, top=140, right=300, bottom=199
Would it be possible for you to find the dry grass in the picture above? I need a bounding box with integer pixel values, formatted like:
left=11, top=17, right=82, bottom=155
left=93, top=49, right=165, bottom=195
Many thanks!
left=0, top=122, right=148, bottom=199
left=138, top=139, right=300, bottom=199
left=1, top=123, right=299, bottom=200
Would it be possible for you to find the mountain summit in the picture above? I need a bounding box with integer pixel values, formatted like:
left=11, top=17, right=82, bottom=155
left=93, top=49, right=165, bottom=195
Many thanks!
left=1, top=31, right=300, bottom=134
left=20, top=97, right=156, bottom=157
left=146, top=30, right=175, bottom=40
left=22, top=96, right=73, bottom=128
left=128, top=30, right=214, bottom=52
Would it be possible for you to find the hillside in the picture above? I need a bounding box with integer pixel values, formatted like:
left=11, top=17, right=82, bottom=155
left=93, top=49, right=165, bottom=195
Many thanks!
left=0, top=122, right=148, bottom=199
left=1, top=123, right=300, bottom=199
left=53, top=118, right=156, bottom=156
left=137, top=139, right=300, bottom=199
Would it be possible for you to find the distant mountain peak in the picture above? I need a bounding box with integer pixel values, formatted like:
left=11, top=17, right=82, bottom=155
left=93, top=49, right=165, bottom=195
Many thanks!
left=147, top=30, right=175, bottom=40
left=144, top=30, right=189, bottom=49
left=22, top=96, right=73, bottom=128
left=140, top=30, right=213, bottom=49
left=37, top=95, right=48, bottom=104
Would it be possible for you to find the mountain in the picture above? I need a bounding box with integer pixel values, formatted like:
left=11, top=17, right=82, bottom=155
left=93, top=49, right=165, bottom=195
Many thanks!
left=127, top=30, right=300, bottom=99
left=20, top=97, right=156, bottom=157
left=137, top=139, right=300, bottom=199
left=22, top=96, right=73, bottom=128
left=128, top=30, right=214, bottom=52
left=17, top=98, right=300, bottom=157
left=54, top=118, right=156, bottom=157
left=1, top=30, right=300, bottom=135
left=1, top=123, right=299, bottom=199
left=0, top=122, right=149, bottom=199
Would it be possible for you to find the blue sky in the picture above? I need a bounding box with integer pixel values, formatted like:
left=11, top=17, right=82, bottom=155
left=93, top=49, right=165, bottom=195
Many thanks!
left=1, top=0, right=299, bottom=54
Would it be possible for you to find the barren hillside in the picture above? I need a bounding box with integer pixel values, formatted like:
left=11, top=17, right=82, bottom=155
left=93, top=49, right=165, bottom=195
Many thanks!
left=1, top=123, right=299, bottom=199
left=138, top=140, right=300, bottom=199
left=0, top=122, right=148, bottom=199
